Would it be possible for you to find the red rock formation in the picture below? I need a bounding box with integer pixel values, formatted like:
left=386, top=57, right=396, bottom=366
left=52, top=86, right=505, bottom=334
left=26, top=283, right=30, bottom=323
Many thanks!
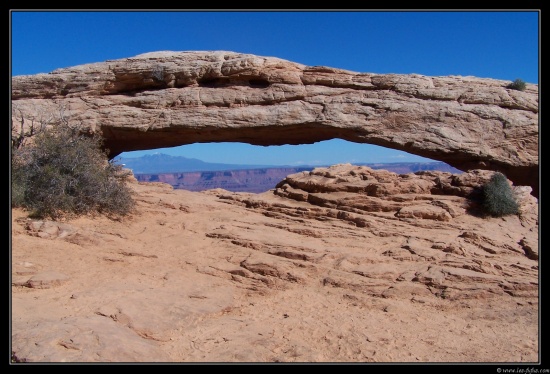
left=11, top=51, right=539, bottom=196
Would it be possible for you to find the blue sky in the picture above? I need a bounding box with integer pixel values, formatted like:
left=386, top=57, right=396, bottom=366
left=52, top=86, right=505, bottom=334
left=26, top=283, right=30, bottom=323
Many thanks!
left=10, top=10, right=540, bottom=166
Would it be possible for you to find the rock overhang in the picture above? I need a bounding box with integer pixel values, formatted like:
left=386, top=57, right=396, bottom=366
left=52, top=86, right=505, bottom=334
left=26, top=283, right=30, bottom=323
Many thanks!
left=11, top=50, right=539, bottom=197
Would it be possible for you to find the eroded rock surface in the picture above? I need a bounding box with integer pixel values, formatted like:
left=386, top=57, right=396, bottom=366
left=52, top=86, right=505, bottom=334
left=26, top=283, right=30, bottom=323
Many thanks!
left=11, top=166, right=538, bottom=363
left=11, top=51, right=539, bottom=196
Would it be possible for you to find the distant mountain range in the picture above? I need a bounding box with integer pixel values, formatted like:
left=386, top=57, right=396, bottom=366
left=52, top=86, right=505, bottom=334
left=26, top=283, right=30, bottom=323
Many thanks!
left=117, top=153, right=463, bottom=193
left=116, top=153, right=280, bottom=174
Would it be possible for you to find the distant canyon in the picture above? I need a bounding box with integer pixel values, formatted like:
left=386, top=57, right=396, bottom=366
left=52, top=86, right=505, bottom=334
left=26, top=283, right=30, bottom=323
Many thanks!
left=133, top=162, right=462, bottom=193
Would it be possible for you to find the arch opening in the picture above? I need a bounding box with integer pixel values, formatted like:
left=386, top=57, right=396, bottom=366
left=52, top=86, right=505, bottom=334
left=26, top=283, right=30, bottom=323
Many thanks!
left=116, top=139, right=462, bottom=193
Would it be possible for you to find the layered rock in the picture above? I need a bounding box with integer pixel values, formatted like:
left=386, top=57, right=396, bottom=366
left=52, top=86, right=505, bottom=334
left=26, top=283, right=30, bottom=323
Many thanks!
left=273, top=164, right=537, bottom=222
left=11, top=51, right=539, bottom=196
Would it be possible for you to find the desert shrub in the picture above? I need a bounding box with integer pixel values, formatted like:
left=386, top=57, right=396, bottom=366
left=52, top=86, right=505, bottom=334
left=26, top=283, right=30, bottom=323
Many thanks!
left=507, top=78, right=527, bottom=91
left=481, top=172, right=519, bottom=217
left=11, top=124, right=135, bottom=219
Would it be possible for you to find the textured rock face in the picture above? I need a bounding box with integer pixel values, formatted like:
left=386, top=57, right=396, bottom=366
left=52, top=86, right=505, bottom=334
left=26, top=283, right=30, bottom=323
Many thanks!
left=274, top=164, right=537, bottom=221
left=11, top=51, right=539, bottom=196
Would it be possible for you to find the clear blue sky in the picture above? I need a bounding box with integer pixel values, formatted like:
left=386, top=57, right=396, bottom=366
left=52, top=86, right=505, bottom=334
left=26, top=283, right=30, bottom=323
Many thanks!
left=10, top=10, right=540, bottom=166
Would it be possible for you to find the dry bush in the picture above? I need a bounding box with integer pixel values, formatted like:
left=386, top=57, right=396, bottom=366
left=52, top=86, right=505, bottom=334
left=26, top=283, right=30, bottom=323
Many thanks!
left=11, top=123, right=135, bottom=220
left=481, top=172, right=519, bottom=217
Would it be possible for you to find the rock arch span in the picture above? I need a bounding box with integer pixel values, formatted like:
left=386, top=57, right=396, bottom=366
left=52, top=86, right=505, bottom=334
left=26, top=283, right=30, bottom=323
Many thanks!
left=11, top=51, right=539, bottom=197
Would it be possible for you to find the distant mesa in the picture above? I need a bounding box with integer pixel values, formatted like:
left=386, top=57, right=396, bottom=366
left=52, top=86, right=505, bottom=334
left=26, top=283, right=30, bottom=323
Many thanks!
left=11, top=51, right=539, bottom=196
left=116, top=153, right=280, bottom=174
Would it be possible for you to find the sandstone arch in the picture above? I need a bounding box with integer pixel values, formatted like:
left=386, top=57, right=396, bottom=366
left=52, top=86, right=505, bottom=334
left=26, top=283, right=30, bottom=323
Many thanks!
left=11, top=51, right=539, bottom=197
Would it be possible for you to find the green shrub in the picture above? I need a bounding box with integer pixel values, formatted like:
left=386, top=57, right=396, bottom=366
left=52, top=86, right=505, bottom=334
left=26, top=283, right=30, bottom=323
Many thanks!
left=481, top=172, right=519, bottom=217
left=507, top=78, right=527, bottom=91
left=11, top=124, right=135, bottom=220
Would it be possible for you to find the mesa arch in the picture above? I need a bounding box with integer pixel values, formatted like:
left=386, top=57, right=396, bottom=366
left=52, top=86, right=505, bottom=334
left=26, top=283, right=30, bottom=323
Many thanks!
left=11, top=51, right=539, bottom=197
